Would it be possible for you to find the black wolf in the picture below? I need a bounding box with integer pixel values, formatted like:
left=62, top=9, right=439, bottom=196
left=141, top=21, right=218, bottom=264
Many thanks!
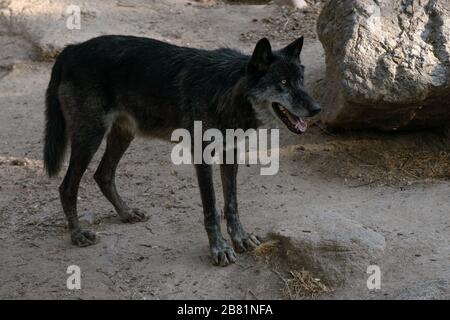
left=44, top=35, right=320, bottom=266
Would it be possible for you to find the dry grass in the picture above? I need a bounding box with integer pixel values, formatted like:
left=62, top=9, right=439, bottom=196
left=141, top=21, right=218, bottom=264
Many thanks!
left=285, top=130, right=450, bottom=187
left=253, top=240, right=280, bottom=257
left=253, top=240, right=330, bottom=299
left=279, top=270, right=330, bottom=299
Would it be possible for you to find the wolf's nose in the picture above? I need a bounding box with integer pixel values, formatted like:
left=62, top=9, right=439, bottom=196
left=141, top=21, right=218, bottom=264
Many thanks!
left=309, top=102, right=321, bottom=116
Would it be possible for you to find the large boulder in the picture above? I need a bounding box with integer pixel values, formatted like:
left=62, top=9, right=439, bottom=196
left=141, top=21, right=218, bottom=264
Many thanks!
left=317, top=0, right=450, bottom=131
left=270, top=211, right=386, bottom=286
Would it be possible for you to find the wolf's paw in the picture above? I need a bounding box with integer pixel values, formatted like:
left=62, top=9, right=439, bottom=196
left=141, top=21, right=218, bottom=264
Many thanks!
left=71, top=229, right=98, bottom=247
left=232, top=233, right=261, bottom=253
left=120, top=208, right=148, bottom=223
left=210, top=242, right=237, bottom=267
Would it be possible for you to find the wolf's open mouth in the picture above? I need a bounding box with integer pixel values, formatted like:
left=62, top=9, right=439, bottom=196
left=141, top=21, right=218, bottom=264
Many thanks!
left=272, top=103, right=308, bottom=134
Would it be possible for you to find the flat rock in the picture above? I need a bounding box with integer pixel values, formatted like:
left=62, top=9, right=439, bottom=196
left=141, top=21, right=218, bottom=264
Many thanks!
left=270, top=211, right=386, bottom=286
left=317, top=0, right=450, bottom=130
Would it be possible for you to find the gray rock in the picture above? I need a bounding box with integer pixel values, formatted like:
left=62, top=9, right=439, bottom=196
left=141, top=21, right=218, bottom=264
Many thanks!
left=317, top=0, right=450, bottom=130
left=270, top=211, right=386, bottom=286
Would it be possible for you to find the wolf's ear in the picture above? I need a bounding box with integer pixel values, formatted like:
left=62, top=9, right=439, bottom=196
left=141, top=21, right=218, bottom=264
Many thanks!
left=248, top=38, right=273, bottom=74
left=281, top=36, right=304, bottom=61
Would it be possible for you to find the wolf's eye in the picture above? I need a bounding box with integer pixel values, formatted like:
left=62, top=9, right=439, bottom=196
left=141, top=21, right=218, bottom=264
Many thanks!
left=281, top=79, right=287, bottom=85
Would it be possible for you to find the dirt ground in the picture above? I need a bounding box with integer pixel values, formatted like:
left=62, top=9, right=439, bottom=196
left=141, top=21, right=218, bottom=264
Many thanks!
left=0, top=0, right=449, bottom=299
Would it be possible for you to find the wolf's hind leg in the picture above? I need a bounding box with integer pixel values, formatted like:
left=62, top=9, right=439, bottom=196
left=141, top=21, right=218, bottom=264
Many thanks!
left=94, top=122, right=148, bottom=223
left=60, top=130, right=104, bottom=247
left=220, top=163, right=260, bottom=253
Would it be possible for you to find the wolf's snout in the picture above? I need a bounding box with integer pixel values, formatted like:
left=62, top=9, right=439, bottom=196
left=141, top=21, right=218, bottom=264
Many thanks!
left=308, top=101, right=321, bottom=116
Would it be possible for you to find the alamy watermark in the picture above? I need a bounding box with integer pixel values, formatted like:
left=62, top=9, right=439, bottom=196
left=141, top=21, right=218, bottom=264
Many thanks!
left=66, top=4, right=81, bottom=30
left=66, top=265, right=81, bottom=290
left=366, top=265, right=381, bottom=290
left=170, top=121, right=279, bottom=175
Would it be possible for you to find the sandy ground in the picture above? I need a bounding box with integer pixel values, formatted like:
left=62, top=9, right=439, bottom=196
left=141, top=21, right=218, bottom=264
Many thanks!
left=0, top=0, right=449, bottom=299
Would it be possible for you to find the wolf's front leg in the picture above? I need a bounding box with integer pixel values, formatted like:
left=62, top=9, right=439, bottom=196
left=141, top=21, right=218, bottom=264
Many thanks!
left=195, top=164, right=236, bottom=266
left=220, top=163, right=260, bottom=253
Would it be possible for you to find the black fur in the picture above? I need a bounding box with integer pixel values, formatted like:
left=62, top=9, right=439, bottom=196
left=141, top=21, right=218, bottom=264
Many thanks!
left=44, top=48, right=70, bottom=177
left=43, top=35, right=320, bottom=265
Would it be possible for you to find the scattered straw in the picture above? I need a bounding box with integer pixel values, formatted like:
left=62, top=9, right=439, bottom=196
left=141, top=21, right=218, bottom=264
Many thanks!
left=0, top=156, right=42, bottom=168
left=284, top=131, right=450, bottom=187
left=280, top=270, right=330, bottom=299
left=253, top=240, right=279, bottom=257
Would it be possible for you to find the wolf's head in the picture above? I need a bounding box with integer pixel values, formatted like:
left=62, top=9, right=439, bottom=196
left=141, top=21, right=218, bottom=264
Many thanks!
left=246, top=37, right=321, bottom=134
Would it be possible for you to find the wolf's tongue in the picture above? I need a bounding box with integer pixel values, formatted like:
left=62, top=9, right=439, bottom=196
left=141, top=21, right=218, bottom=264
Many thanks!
left=295, top=118, right=308, bottom=133
left=284, top=109, right=307, bottom=133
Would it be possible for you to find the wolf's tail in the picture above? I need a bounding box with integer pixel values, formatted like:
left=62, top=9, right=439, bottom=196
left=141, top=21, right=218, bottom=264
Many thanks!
left=44, top=48, right=69, bottom=177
